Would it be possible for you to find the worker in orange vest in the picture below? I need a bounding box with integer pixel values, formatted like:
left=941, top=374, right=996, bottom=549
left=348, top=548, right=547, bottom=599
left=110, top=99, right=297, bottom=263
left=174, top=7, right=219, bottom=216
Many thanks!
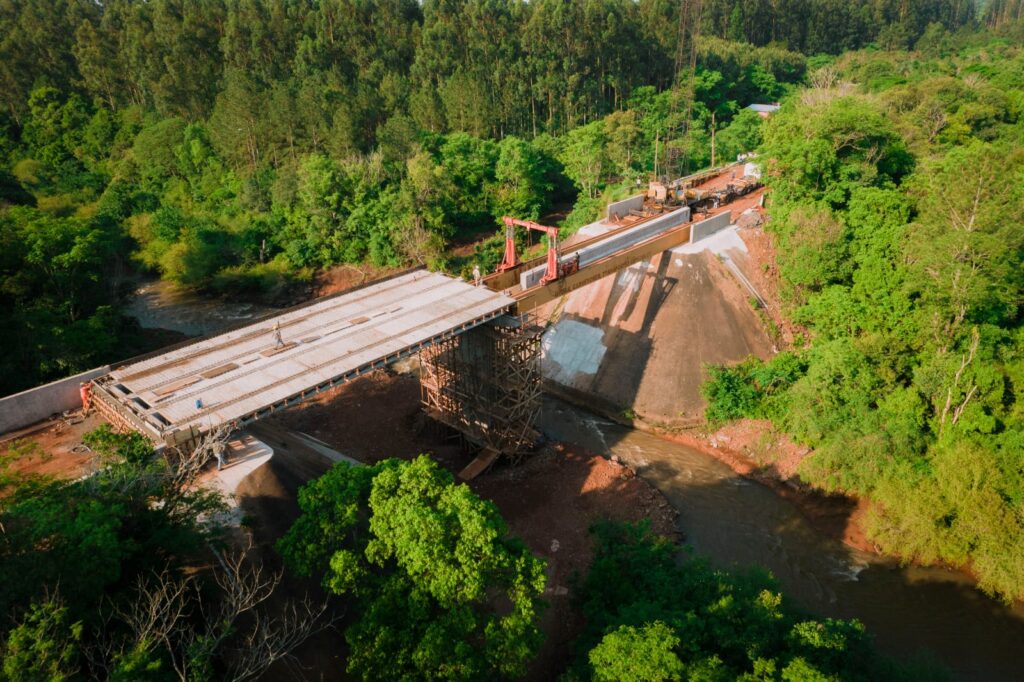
left=79, top=382, right=92, bottom=414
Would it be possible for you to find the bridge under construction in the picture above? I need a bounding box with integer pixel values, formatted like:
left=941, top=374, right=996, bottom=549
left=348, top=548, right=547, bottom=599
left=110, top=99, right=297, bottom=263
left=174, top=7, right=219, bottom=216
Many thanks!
left=90, top=163, right=757, bottom=468
left=92, top=271, right=516, bottom=448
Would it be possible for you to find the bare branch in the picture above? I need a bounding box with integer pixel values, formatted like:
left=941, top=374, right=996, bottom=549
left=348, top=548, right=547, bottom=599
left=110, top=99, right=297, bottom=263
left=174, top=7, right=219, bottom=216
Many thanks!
left=114, top=570, right=195, bottom=647
left=940, top=327, right=980, bottom=435
left=952, top=384, right=979, bottom=427
left=170, top=426, right=234, bottom=492
left=225, top=596, right=334, bottom=682
left=210, top=541, right=281, bottom=623
left=82, top=530, right=332, bottom=680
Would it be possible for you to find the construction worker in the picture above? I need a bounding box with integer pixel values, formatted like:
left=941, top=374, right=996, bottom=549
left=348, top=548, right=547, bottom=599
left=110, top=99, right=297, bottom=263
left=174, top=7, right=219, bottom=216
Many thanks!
left=472, top=265, right=481, bottom=286
left=272, top=320, right=284, bottom=349
left=213, top=440, right=227, bottom=471
left=79, top=382, right=92, bottom=415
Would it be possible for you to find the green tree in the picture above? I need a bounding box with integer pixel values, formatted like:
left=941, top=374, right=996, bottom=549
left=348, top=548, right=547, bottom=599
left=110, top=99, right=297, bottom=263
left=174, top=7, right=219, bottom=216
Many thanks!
left=0, top=0, right=97, bottom=120
left=904, top=142, right=1024, bottom=351
left=589, top=622, right=684, bottom=682
left=761, top=97, right=913, bottom=208
left=82, top=424, right=153, bottom=465
left=604, top=110, right=643, bottom=179
left=559, top=121, right=608, bottom=198
left=714, top=108, right=763, bottom=161
left=490, top=136, right=551, bottom=221
left=727, top=3, right=745, bottom=42
left=701, top=40, right=1024, bottom=603
left=569, top=521, right=937, bottom=681
left=73, top=17, right=124, bottom=112
left=2, top=596, right=82, bottom=682
left=278, top=456, right=547, bottom=681
left=0, top=454, right=224, bottom=620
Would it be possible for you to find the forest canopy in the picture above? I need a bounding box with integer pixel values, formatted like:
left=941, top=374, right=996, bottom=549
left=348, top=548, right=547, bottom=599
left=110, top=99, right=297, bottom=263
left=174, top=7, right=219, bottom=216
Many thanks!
left=0, top=0, right=835, bottom=395
left=702, top=35, right=1024, bottom=601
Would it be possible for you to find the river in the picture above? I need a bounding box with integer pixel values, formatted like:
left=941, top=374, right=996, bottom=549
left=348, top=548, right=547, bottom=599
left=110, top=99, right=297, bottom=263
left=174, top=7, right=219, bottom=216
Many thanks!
left=124, top=282, right=1024, bottom=679
left=538, top=398, right=1024, bottom=680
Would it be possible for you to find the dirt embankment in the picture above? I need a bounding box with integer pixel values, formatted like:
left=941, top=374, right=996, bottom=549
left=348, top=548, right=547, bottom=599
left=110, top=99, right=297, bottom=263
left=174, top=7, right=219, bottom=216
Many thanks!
left=539, top=244, right=775, bottom=429
left=0, top=412, right=105, bottom=482
left=474, top=445, right=677, bottom=678
left=732, top=215, right=807, bottom=348
left=314, top=264, right=404, bottom=298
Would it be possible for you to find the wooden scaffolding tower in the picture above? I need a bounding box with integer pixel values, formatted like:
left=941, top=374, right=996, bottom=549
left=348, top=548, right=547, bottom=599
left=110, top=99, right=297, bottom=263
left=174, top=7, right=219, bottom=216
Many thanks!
left=420, top=314, right=542, bottom=464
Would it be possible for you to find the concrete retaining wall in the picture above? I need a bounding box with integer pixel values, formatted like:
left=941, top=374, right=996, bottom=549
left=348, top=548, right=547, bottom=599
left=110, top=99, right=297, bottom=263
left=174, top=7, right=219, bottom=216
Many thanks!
left=605, top=194, right=644, bottom=221
left=689, top=211, right=732, bottom=244
left=520, top=207, right=690, bottom=289
left=0, top=366, right=110, bottom=435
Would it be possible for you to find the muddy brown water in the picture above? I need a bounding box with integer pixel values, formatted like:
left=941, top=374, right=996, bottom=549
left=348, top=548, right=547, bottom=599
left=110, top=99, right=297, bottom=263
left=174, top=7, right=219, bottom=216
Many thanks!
left=539, top=398, right=1024, bottom=681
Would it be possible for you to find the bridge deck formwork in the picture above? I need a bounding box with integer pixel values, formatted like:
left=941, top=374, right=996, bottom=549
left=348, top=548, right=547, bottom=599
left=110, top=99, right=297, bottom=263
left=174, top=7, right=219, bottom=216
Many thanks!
left=93, top=271, right=514, bottom=448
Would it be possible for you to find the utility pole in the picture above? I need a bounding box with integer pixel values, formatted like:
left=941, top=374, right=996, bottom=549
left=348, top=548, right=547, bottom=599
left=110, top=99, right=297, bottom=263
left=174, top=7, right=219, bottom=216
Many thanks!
left=710, top=110, right=716, bottom=168
left=653, top=127, right=660, bottom=180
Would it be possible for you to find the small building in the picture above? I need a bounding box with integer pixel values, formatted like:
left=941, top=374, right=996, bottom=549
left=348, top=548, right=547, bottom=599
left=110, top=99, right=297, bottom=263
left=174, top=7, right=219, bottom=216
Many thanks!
left=746, top=103, right=781, bottom=118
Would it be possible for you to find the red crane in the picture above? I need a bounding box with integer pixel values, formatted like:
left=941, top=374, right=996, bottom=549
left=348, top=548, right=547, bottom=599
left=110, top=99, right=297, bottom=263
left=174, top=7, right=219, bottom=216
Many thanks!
left=497, top=216, right=569, bottom=285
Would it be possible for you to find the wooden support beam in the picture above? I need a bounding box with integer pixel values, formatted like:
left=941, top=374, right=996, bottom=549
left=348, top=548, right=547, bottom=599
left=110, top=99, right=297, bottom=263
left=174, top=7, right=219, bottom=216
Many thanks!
left=513, top=223, right=692, bottom=312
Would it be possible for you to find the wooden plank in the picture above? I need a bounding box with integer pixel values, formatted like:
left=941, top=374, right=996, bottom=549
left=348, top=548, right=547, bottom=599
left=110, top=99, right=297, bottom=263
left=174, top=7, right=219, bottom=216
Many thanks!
left=152, top=375, right=202, bottom=397
left=458, top=448, right=501, bottom=481
left=200, top=362, right=239, bottom=379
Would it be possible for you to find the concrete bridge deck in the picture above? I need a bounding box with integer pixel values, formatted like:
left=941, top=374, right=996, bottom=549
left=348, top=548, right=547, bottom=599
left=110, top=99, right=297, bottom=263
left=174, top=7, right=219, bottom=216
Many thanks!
left=94, top=271, right=514, bottom=446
